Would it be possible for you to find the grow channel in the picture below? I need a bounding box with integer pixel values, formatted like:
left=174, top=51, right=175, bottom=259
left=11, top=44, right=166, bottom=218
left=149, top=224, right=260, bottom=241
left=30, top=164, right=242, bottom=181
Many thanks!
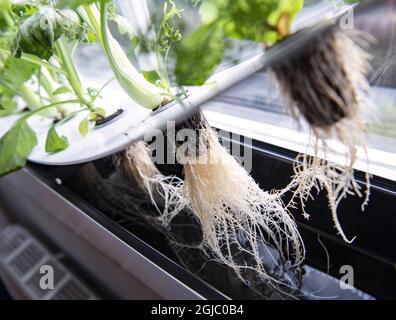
left=0, top=0, right=394, bottom=299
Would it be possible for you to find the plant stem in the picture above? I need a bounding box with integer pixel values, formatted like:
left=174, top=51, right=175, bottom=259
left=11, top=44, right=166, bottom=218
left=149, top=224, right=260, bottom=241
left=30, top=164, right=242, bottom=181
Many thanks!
left=0, top=48, right=66, bottom=74
left=17, top=99, right=80, bottom=124
left=54, top=39, right=94, bottom=111
left=20, top=84, right=58, bottom=117
left=39, top=68, right=57, bottom=101
left=20, top=84, right=41, bottom=111
left=40, top=66, right=72, bottom=115
left=1, top=11, right=14, bottom=28
left=80, top=3, right=167, bottom=109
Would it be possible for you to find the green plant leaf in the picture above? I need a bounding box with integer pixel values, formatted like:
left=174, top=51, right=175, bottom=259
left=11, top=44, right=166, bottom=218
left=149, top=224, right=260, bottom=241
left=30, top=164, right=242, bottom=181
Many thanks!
left=0, top=55, right=38, bottom=113
left=0, top=92, right=17, bottom=117
left=78, top=116, right=89, bottom=137
left=11, top=6, right=64, bottom=60
left=173, top=0, right=304, bottom=86
left=45, top=126, right=69, bottom=153
left=267, top=0, right=304, bottom=37
left=86, top=31, right=96, bottom=43
left=196, top=0, right=303, bottom=43
left=0, top=0, right=11, bottom=11
left=0, top=120, right=37, bottom=177
left=142, top=70, right=161, bottom=85
left=0, top=0, right=11, bottom=29
left=0, top=56, right=38, bottom=92
left=59, top=9, right=86, bottom=42
left=53, top=86, right=70, bottom=95
left=95, top=107, right=106, bottom=117
left=11, top=3, right=37, bottom=19
left=175, top=23, right=224, bottom=86
left=89, top=107, right=106, bottom=121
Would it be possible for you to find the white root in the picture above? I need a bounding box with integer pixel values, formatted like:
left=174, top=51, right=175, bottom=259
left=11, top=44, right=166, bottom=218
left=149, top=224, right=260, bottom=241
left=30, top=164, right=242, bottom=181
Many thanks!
left=179, top=118, right=305, bottom=288
left=279, top=139, right=370, bottom=243
left=115, top=141, right=187, bottom=225
left=276, top=30, right=373, bottom=242
left=115, top=127, right=305, bottom=291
